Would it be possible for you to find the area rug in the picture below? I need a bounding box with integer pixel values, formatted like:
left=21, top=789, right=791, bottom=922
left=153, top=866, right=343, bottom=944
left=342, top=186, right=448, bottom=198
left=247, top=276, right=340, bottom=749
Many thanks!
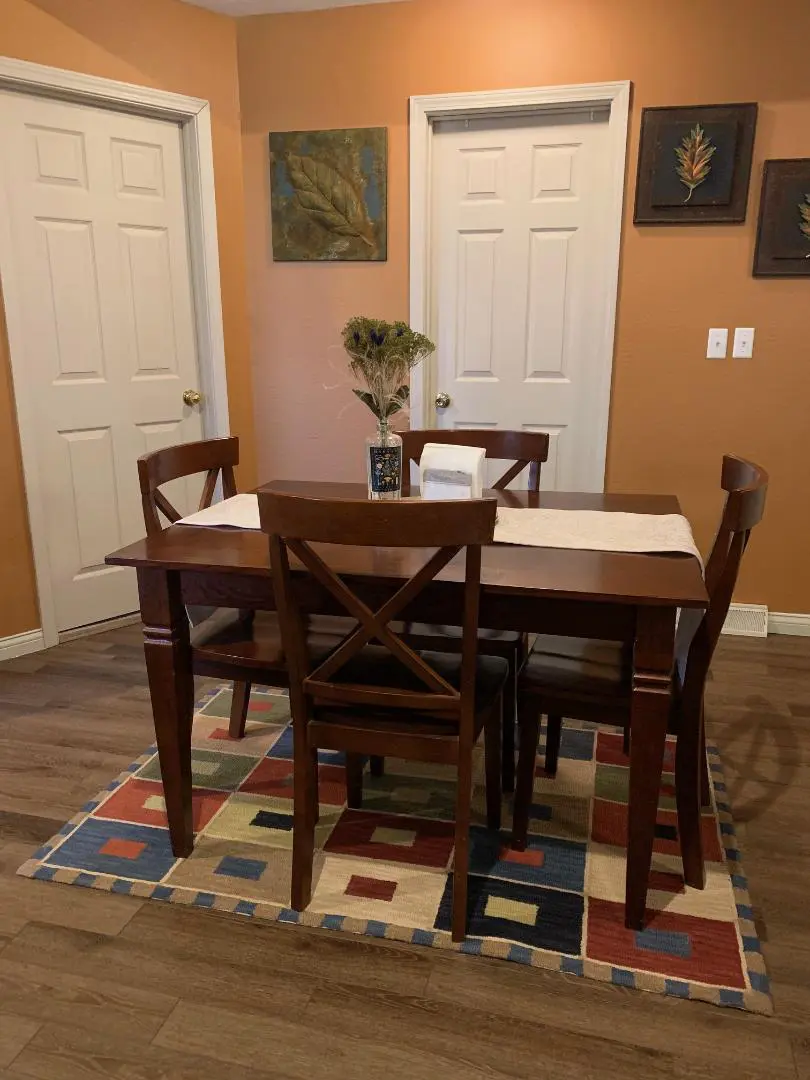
left=18, top=684, right=772, bottom=1014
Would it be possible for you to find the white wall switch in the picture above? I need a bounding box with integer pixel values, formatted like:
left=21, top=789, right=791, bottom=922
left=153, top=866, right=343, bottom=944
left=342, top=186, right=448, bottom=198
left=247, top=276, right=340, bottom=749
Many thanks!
left=733, top=327, right=755, bottom=358
left=707, top=328, right=728, bottom=359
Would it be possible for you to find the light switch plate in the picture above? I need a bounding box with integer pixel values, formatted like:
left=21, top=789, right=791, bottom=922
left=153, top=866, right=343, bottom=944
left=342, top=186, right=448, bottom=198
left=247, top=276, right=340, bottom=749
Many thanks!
left=707, top=328, right=728, bottom=359
left=733, top=327, right=755, bottom=358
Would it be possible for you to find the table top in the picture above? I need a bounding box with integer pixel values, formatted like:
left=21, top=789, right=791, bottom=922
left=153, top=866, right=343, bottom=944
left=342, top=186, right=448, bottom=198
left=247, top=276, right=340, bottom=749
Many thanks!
left=106, top=483, right=708, bottom=608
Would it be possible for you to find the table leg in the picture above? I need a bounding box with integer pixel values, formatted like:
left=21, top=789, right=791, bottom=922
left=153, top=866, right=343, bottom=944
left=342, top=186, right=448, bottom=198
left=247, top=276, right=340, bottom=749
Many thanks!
left=626, top=605, right=676, bottom=930
left=138, top=567, right=194, bottom=858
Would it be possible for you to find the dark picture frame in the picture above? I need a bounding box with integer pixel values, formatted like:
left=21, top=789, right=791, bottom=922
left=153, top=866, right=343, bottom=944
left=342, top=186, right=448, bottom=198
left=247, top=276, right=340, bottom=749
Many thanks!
left=753, top=159, right=810, bottom=277
left=634, top=103, right=758, bottom=225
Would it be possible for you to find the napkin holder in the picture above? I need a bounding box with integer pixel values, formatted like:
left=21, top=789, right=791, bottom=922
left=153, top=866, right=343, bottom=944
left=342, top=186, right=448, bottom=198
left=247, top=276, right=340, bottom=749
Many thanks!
left=419, top=443, right=486, bottom=500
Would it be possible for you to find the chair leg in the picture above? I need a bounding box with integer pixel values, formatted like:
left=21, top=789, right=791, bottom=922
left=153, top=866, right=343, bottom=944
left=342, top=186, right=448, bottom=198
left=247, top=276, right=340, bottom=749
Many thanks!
left=345, top=753, right=364, bottom=809
left=452, top=740, right=474, bottom=943
left=544, top=714, right=563, bottom=776
left=291, top=728, right=315, bottom=911
left=700, top=724, right=712, bottom=807
left=512, top=698, right=542, bottom=851
left=501, top=651, right=517, bottom=794
left=484, top=699, right=502, bottom=831
left=370, top=756, right=385, bottom=778
left=308, top=748, right=320, bottom=826
left=228, top=680, right=251, bottom=739
left=675, top=703, right=706, bottom=891
left=622, top=726, right=630, bottom=757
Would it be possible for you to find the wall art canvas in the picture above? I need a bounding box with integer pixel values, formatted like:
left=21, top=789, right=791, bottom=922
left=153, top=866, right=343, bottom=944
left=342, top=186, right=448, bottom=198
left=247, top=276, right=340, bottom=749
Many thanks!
left=634, top=103, right=758, bottom=224
left=753, top=159, right=810, bottom=277
left=269, top=127, right=387, bottom=262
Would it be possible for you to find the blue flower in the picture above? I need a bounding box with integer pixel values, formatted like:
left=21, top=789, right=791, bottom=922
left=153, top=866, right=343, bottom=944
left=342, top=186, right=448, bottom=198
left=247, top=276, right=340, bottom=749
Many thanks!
left=353, top=331, right=361, bottom=344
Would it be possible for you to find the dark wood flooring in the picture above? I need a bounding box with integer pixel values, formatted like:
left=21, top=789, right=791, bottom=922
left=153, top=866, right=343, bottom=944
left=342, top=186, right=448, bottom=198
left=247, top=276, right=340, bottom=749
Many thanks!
left=0, top=626, right=807, bottom=1078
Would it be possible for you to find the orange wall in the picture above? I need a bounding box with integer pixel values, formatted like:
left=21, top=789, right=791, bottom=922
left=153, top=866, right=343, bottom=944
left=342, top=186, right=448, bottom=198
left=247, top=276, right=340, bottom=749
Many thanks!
left=0, top=0, right=256, bottom=637
left=238, top=0, right=810, bottom=612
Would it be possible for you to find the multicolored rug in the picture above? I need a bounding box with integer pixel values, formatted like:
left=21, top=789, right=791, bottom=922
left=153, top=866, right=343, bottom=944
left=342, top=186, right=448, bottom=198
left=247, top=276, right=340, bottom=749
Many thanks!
left=18, top=684, right=771, bottom=1014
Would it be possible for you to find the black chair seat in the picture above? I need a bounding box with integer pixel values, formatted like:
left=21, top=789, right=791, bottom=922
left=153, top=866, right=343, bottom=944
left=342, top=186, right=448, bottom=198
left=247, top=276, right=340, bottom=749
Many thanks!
left=522, top=636, right=631, bottom=701
left=403, top=623, right=522, bottom=653
left=189, top=607, right=248, bottom=648
left=310, top=650, right=508, bottom=765
left=401, top=625, right=531, bottom=794
left=317, top=646, right=509, bottom=713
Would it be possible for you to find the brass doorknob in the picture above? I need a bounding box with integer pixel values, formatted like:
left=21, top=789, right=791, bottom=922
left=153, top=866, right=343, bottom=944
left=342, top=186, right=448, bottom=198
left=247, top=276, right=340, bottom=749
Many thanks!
left=435, top=391, right=451, bottom=409
left=183, top=389, right=202, bottom=407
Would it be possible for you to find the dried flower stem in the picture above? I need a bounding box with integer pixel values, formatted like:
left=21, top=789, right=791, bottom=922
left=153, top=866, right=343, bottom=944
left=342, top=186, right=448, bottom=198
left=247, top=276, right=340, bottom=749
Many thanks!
left=675, top=124, right=716, bottom=204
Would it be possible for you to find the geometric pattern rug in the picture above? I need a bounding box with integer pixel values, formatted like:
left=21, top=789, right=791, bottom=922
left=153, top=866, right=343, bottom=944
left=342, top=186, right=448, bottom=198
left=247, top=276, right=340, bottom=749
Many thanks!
left=17, top=684, right=772, bottom=1015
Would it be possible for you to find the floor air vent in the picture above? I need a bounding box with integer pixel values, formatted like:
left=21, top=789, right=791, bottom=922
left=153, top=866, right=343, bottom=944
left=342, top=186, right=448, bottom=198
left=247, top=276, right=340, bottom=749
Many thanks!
left=722, top=604, right=769, bottom=638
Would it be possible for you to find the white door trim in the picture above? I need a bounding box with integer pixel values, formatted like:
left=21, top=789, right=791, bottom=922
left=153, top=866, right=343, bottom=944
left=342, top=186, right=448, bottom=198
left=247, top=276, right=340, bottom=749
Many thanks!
left=409, top=81, right=631, bottom=489
left=0, top=56, right=230, bottom=650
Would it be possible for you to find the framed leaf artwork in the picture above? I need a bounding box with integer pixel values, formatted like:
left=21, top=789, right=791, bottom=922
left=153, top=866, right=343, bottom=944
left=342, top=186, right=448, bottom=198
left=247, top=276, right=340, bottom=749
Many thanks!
left=753, top=159, right=810, bottom=277
left=634, top=103, right=758, bottom=225
left=269, top=128, right=387, bottom=261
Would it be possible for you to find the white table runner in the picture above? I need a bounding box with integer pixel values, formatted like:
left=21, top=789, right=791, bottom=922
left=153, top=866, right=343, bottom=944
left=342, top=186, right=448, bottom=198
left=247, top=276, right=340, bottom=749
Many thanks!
left=494, top=507, right=702, bottom=562
left=178, top=495, right=702, bottom=564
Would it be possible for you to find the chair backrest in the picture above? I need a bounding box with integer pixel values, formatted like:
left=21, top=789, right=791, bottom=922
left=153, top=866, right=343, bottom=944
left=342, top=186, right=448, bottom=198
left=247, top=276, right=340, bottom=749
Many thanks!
left=138, top=437, right=239, bottom=535
left=401, top=429, right=550, bottom=493
left=676, top=455, right=768, bottom=704
left=258, top=490, right=497, bottom=729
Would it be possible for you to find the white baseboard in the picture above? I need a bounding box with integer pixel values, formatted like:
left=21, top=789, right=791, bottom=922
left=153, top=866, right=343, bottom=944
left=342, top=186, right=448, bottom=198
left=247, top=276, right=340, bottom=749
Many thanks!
left=0, top=628, right=46, bottom=662
left=768, top=611, right=810, bottom=637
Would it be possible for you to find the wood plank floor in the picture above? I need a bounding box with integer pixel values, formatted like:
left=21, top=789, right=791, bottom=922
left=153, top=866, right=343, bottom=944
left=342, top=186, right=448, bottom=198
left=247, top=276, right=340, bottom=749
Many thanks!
left=0, top=626, right=807, bottom=1078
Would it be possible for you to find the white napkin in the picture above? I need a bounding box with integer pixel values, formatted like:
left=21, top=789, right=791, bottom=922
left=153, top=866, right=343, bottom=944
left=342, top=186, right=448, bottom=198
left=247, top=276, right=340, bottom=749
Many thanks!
left=177, top=493, right=260, bottom=530
left=419, top=443, right=486, bottom=501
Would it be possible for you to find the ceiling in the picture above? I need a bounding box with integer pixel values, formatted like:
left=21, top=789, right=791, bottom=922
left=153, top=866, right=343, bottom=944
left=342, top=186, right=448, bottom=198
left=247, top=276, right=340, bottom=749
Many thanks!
left=180, top=0, right=408, bottom=15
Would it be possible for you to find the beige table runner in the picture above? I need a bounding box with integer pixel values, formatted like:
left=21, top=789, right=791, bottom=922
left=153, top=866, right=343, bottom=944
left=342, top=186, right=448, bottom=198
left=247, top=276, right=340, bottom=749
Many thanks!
left=178, top=496, right=702, bottom=565
left=494, top=507, right=702, bottom=562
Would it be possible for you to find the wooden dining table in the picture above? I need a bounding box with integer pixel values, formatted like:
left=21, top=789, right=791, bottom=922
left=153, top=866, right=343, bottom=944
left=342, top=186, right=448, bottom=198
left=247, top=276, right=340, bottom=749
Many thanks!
left=106, top=481, right=708, bottom=930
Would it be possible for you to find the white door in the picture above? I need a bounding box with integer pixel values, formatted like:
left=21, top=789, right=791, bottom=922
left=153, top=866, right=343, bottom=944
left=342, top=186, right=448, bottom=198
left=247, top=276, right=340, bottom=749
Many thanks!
left=0, top=92, right=204, bottom=632
left=429, top=108, right=615, bottom=491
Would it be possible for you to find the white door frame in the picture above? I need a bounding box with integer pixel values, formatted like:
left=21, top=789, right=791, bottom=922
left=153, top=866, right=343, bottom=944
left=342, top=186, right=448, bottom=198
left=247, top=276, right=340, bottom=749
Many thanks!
left=409, top=81, right=631, bottom=490
left=0, top=56, right=230, bottom=650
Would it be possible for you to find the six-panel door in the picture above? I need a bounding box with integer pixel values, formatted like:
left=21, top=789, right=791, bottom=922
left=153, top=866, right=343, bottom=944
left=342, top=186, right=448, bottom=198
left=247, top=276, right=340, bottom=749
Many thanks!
left=0, top=93, right=205, bottom=632
left=430, top=108, right=614, bottom=491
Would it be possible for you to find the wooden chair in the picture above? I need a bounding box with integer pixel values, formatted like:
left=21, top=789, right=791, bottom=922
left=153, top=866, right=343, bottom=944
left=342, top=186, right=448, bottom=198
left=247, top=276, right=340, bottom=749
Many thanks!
left=512, top=455, right=769, bottom=893
left=259, top=489, right=506, bottom=942
left=401, top=429, right=549, bottom=496
left=400, top=429, right=550, bottom=794
left=138, top=437, right=348, bottom=739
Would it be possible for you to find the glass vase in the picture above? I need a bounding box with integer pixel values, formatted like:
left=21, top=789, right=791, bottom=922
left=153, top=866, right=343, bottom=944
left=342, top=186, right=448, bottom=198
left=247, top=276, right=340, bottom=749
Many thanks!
left=365, top=419, right=402, bottom=501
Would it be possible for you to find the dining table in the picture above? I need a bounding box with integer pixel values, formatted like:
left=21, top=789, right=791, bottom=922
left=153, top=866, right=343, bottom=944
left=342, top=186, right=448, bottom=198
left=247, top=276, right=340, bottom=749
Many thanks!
left=105, top=480, right=708, bottom=930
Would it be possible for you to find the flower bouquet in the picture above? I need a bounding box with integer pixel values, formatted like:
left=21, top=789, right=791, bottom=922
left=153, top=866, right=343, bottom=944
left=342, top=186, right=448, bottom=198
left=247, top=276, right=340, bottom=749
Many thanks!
left=342, top=316, right=435, bottom=499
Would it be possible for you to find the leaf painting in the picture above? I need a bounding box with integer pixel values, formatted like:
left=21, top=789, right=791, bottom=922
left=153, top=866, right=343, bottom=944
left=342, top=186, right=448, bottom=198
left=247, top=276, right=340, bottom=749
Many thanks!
left=269, top=128, right=387, bottom=262
left=800, top=194, right=810, bottom=256
left=287, top=154, right=376, bottom=253
left=675, top=124, right=716, bottom=203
